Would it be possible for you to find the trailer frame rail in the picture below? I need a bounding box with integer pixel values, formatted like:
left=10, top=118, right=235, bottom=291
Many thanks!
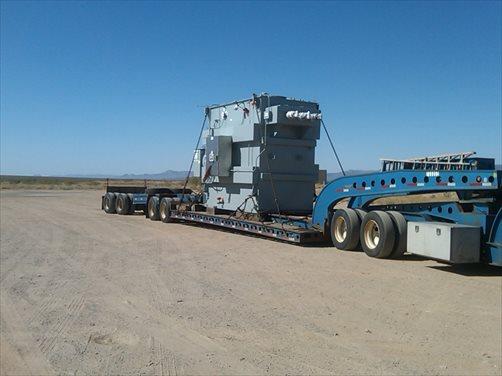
left=170, top=210, right=324, bottom=244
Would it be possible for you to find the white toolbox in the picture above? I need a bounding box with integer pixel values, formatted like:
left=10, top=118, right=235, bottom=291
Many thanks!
left=407, top=221, right=480, bottom=263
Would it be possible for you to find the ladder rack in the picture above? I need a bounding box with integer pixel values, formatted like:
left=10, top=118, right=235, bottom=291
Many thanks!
left=381, top=151, right=477, bottom=172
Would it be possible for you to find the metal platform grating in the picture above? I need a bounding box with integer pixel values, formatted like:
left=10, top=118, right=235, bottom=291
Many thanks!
left=170, top=210, right=324, bottom=244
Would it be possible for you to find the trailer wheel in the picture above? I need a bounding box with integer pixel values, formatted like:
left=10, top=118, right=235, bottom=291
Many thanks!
left=126, top=193, right=135, bottom=214
left=160, top=198, right=173, bottom=223
left=330, top=208, right=360, bottom=250
left=148, top=196, right=160, bottom=221
left=387, top=211, right=407, bottom=258
left=360, top=211, right=395, bottom=258
left=103, top=193, right=116, bottom=214
left=116, top=194, right=130, bottom=215
left=354, top=209, right=367, bottom=221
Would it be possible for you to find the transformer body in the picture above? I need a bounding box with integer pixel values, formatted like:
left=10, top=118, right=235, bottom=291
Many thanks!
left=194, top=94, right=321, bottom=215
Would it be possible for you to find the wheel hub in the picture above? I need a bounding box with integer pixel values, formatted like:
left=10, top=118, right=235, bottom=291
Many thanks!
left=364, top=219, right=380, bottom=249
left=334, top=216, right=347, bottom=243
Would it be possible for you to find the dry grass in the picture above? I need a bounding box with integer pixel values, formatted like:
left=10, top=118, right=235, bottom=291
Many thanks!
left=0, top=176, right=202, bottom=192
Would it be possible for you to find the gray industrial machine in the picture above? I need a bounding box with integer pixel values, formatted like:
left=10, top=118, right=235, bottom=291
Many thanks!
left=193, top=93, right=321, bottom=215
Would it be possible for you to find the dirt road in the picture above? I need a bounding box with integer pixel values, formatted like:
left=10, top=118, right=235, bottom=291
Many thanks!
left=1, top=190, right=500, bottom=375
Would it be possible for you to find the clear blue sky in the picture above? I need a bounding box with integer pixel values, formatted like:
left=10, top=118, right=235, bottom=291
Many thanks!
left=1, top=1, right=501, bottom=176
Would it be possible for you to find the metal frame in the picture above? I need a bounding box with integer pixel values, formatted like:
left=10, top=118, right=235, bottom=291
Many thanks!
left=381, top=151, right=477, bottom=171
left=170, top=210, right=323, bottom=244
left=313, top=169, right=499, bottom=227
left=312, top=168, right=501, bottom=264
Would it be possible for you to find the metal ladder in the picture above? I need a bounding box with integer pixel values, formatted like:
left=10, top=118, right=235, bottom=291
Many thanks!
left=380, top=151, right=477, bottom=172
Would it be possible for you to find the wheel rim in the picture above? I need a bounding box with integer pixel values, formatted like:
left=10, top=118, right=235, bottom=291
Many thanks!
left=334, top=216, right=347, bottom=243
left=364, top=219, right=380, bottom=249
left=148, top=202, right=155, bottom=217
left=160, top=202, right=166, bottom=219
left=117, top=199, right=123, bottom=212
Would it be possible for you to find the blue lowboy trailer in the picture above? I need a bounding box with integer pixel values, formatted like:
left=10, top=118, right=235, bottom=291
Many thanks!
left=311, top=163, right=501, bottom=265
left=101, top=94, right=502, bottom=266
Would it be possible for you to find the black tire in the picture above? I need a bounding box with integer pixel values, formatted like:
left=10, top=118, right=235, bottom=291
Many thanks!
left=360, top=210, right=396, bottom=258
left=127, top=194, right=135, bottom=214
left=148, top=196, right=160, bottom=221
left=354, top=209, right=367, bottom=221
left=330, top=208, right=360, bottom=250
left=116, top=194, right=130, bottom=215
left=159, top=197, right=173, bottom=223
left=387, top=211, right=407, bottom=258
left=103, top=192, right=116, bottom=214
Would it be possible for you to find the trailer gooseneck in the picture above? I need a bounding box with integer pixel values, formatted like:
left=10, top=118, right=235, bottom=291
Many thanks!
left=102, top=94, right=502, bottom=266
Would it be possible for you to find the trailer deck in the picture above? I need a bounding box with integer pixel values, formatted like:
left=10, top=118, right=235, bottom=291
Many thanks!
left=171, top=210, right=324, bottom=244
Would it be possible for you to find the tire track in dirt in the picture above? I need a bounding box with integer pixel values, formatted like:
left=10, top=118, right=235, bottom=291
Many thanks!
left=1, top=293, right=55, bottom=375
left=38, top=295, right=85, bottom=355
left=161, top=342, right=182, bottom=376
left=147, top=273, right=172, bottom=316
left=148, top=335, right=181, bottom=376
left=28, top=291, right=64, bottom=327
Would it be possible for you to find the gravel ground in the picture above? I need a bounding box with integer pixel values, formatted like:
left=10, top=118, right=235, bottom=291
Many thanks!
left=1, top=190, right=500, bottom=375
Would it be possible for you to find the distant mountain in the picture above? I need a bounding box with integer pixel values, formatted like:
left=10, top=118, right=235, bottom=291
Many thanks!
left=71, top=169, right=374, bottom=181
left=117, top=170, right=191, bottom=180
left=61, top=163, right=502, bottom=181
left=67, top=170, right=191, bottom=180
left=118, top=169, right=373, bottom=181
